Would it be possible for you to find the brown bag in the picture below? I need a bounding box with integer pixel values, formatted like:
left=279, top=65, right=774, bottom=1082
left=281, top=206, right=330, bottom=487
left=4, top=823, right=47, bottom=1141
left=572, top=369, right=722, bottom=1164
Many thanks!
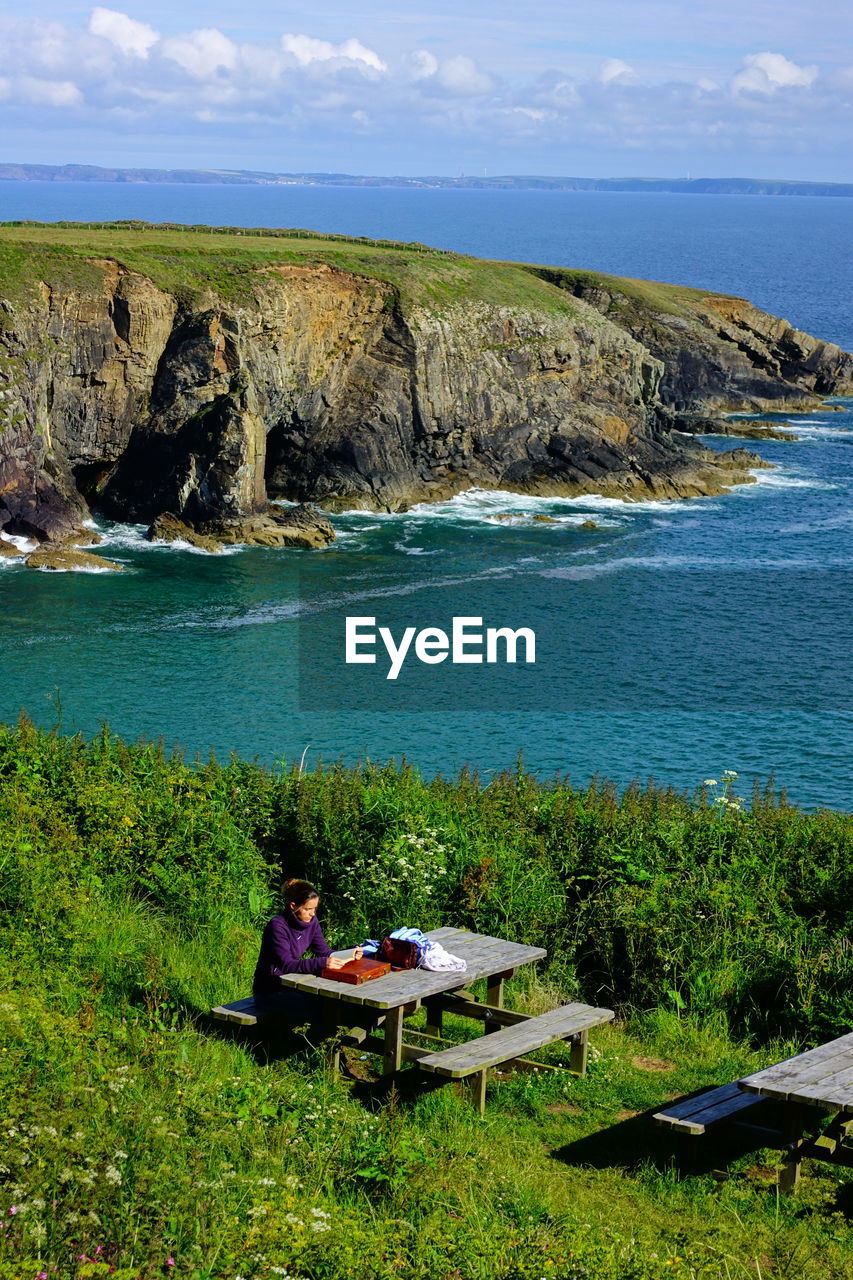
left=378, top=936, right=419, bottom=969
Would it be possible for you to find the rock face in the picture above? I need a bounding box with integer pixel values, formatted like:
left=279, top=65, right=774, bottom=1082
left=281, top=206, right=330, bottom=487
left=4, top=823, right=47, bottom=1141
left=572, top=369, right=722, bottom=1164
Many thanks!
left=1, top=246, right=850, bottom=542
left=534, top=268, right=853, bottom=417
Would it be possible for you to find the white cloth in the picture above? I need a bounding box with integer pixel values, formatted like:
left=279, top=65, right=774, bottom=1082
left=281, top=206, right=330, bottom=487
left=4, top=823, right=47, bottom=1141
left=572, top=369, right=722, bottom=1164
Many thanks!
left=419, top=940, right=466, bottom=973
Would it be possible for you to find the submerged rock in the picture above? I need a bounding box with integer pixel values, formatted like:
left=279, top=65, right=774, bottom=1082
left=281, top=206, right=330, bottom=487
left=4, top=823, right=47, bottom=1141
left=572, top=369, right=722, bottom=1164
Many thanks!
left=674, top=415, right=800, bottom=441
left=146, top=513, right=225, bottom=553
left=200, top=503, right=336, bottom=549
left=26, top=545, right=122, bottom=572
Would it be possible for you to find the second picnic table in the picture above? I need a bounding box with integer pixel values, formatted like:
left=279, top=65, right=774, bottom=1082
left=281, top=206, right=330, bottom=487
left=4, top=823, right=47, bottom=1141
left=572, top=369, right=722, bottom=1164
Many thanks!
left=739, top=1031, right=853, bottom=1191
left=279, top=925, right=614, bottom=1109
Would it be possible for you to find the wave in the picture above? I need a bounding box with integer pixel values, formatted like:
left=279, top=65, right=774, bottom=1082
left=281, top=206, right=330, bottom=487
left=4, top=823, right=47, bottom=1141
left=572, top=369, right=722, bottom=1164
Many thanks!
left=745, top=469, right=836, bottom=491
left=94, top=520, right=242, bottom=556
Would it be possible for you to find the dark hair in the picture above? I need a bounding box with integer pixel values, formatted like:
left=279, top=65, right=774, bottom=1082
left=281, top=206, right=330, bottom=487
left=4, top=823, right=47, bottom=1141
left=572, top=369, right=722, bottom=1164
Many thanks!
left=283, top=877, right=319, bottom=908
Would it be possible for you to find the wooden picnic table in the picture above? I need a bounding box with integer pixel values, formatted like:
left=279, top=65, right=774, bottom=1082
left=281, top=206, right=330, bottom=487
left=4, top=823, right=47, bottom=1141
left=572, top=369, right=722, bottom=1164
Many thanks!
left=279, top=926, right=613, bottom=1102
left=279, top=926, right=545, bottom=1074
left=740, top=1031, right=853, bottom=1191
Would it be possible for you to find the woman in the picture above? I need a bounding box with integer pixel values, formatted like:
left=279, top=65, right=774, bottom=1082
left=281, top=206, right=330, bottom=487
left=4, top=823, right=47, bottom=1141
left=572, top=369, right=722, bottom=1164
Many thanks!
left=253, top=878, right=363, bottom=997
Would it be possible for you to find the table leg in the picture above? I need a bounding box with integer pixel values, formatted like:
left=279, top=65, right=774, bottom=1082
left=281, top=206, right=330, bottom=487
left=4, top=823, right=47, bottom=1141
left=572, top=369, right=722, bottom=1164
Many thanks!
left=383, top=1005, right=405, bottom=1075
left=424, top=997, right=443, bottom=1039
left=486, top=968, right=514, bottom=1034
left=465, top=1069, right=488, bottom=1116
left=321, top=998, right=341, bottom=1079
left=569, top=1029, right=589, bottom=1076
left=780, top=1102, right=809, bottom=1193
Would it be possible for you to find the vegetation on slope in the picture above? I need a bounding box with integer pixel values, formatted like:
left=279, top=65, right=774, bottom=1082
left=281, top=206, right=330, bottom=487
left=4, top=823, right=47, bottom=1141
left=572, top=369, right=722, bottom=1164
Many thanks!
left=0, top=223, right=596, bottom=318
left=2, top=720, right=852, bottom=1279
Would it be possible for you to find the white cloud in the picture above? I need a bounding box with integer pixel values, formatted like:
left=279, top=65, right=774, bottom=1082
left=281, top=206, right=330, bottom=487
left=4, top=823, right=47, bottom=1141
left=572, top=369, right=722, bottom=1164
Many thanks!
left=162, top=29, right=237, bottom=79
left=435, top=55, right=493, bottom=97
left=600, top=58, right=635, bottom=85
left=18, top=75, right=83, bottom=106
left=408, top=50, right=438, bottom=81
left=731, top=52, right=817, bottom=95
left=281, top=33, right=386, bottom=73
left=88, top=8, right=158, bottom=60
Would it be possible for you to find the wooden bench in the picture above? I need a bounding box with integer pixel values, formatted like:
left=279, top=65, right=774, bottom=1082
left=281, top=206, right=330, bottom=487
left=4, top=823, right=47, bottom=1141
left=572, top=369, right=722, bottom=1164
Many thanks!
left=654, top=1080, right=782, bottom=1170
left=211, top=995, right=281, bottom=1027
left=416, top=1002, right=614, bottom=1114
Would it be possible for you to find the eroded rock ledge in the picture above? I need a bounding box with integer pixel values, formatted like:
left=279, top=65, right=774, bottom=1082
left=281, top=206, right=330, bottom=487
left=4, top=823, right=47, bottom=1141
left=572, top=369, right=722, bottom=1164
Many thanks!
left=0, top=234, right=850, bottom=550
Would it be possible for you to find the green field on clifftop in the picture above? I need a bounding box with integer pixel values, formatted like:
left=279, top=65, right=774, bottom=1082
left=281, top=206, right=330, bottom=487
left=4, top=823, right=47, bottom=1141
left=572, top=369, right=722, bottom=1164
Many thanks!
left=0, top=221, right=738, bottom=318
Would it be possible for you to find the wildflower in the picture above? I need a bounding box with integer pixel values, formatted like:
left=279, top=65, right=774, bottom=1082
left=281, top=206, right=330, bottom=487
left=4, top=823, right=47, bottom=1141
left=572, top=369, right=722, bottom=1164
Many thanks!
left=258, top=1177, right=276, bottom=1186
left=114, top=1150, right=129, bottom=1160
left=166, top=1259, right=176, bottom=1268
left=703, top=779, right=717, bottom=787
left=104, top=1165, right=122, bottom=1186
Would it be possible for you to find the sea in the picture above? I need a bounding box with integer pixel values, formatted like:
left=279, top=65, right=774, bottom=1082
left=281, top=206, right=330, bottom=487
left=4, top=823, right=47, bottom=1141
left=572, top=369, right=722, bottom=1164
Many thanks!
left=1, top=182, right=851, bottom=809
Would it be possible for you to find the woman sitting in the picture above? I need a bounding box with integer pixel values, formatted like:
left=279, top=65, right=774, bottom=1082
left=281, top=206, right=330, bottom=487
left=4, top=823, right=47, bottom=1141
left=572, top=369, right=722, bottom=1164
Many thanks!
left=253, top=877, right=363, bottom=998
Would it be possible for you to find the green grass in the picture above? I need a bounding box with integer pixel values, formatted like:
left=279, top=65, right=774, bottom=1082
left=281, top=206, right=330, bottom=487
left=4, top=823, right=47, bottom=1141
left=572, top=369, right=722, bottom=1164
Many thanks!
left=0, top=222, right=589, bottom=318
left=524, top=265, right=744, bottom=320
left=1, top=720, right=852, bottom=1279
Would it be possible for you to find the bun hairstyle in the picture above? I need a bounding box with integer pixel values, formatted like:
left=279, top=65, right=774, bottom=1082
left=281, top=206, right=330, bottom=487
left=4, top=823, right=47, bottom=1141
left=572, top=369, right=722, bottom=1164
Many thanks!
left=283, top=877, right=319, bottom=908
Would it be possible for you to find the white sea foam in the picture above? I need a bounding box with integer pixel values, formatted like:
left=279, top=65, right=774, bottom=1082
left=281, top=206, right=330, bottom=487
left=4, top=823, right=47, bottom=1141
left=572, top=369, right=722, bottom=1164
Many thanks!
left=748, top=470, right=835, bottom=491
left=1, top=532, right=37, bottom=553
left=94, top=521, right=243, bottom=556
left=393, top=542, right=438, bottom=555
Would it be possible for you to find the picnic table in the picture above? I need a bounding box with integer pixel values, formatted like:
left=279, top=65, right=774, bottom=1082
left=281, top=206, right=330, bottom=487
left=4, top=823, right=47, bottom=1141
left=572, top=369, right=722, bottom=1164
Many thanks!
left=276, top=925, right=614, bottom=1111
left=740, top=1031, right=853, bottom=1191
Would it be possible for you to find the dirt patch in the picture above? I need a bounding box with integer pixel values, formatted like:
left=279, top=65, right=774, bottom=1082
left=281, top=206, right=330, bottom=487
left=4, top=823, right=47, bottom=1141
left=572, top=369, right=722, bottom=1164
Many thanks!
left=544, top=1102, right=582, bottom=1115
left=632, top=1055, right=675, bottom=1072
left=615, top=1108, right=639, bottom=1121
left=745, top=1165, right=778, bottom=1184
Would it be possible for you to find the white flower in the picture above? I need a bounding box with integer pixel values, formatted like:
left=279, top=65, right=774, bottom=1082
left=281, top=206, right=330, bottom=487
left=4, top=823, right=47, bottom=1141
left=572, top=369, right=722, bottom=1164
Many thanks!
left=114, top=1150, right=128, bottom=1160
left=258, top=1177, right=276, bottom=1186
left=723, top=769, right=738, bottom=777
left=703, top=779, right=718, bottom=786
left=104, top=1165, right=122, bottom=1186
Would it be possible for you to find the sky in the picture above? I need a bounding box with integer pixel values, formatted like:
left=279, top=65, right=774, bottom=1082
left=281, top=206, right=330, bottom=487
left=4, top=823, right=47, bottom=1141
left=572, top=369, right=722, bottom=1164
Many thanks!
left=1, top=0, right=852, bottom=180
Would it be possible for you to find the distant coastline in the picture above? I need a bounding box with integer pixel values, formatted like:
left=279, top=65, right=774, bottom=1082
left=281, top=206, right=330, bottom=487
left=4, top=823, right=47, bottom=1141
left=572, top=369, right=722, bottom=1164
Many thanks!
left=1, top=162, right=851, bottom=197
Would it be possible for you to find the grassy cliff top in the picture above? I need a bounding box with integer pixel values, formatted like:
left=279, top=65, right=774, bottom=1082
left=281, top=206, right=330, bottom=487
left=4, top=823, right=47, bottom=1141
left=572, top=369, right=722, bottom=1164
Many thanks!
left=0, top=220, right=740, bottom=317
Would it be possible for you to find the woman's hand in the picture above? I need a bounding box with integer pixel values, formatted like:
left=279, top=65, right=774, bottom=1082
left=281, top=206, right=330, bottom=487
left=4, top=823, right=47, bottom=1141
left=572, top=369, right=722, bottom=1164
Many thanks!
left=326, top=956, right=346, bottom=971
left=353, top=946, right=364, bottom=961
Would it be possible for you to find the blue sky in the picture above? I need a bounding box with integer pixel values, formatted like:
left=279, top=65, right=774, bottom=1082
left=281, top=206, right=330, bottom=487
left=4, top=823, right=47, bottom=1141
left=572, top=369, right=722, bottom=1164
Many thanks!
left=1, top=0, right=851, bottom=179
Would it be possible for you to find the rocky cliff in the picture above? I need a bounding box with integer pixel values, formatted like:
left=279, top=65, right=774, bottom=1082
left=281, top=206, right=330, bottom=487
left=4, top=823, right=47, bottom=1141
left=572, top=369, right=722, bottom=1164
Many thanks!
left=0, top=224, right=850, bottom=548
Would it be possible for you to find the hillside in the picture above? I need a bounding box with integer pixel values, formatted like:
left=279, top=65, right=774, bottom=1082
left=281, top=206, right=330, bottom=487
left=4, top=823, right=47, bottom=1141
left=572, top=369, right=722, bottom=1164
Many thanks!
left=2, top=722, right=853, bottom=1278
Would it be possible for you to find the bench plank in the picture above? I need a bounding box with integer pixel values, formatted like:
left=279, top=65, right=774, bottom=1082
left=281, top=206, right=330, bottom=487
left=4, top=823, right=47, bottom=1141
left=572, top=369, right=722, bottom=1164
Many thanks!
left=654, top=1083, right=764, bottom=1135
left=417, top=1004, right=613, bottom=1078
left=211, top=997, right=261, bottom=1026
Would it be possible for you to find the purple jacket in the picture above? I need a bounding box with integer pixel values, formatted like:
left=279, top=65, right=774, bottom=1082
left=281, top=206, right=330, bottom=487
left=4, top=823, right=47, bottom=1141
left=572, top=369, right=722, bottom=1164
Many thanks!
left=252, top=911, right=333, bottom=995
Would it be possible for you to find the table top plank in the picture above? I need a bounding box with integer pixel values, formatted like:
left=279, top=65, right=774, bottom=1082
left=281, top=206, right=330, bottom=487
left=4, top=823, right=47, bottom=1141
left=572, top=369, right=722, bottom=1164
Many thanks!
left=790, top=1064, right=853, bottom=1109
left=741, top=1032, right=853, bottom=1109
left=279, top=928, right=545, bottom=1010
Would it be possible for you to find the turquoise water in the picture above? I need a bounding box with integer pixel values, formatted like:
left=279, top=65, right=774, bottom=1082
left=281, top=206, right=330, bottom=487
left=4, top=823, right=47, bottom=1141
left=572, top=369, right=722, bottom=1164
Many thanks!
left=1, top=185, right=851, bottom=807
